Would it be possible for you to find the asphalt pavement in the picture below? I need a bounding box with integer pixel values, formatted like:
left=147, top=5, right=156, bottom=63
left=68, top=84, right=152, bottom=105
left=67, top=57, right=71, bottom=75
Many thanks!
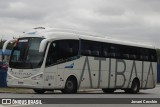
left=0, top=85, right=160, bottom=107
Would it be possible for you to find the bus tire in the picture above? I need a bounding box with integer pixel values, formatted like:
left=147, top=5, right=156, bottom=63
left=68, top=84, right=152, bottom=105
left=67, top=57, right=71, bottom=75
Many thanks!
left=33, top=89, right=46, bottom=94
left=102, top=88, right=115, bottom=93
left=61, top=77, right=77, bottom=94
left=130, top=79, right=140, bottom=94
left=125, top=79, right=140, bottom=94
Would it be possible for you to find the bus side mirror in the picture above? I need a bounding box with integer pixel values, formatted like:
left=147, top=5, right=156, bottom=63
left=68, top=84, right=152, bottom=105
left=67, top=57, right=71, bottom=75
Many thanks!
left=39, top=39, right=48, bottom=53
left=2, top=39, right=17, bottom=52
left=39, top=38, right=56, bottom=53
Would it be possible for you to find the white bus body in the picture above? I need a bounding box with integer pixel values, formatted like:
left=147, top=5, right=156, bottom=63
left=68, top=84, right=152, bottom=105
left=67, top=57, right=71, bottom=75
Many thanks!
left=3, top=28, right=157, bottom=94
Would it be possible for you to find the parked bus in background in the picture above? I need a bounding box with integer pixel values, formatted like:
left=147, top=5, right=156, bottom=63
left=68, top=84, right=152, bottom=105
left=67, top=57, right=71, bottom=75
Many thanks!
left=3, top=27, right=157, bottom=94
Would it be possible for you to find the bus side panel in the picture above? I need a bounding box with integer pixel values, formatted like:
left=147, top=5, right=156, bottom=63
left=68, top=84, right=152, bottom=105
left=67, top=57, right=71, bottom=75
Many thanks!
left=112, top=58, right=122, bottom=88
left=77, top=56, right=108, bottom=89
left=154, top=62, right=157, bottom=87
left=100, top=58, right=110, bottom=88
left=57, top=60, right=78, bottom=89
left=142, top=62, right=156, bottom=89
left=147, top=62, right=156, bottom=88
left=123, top=60, right=133, bottom=88
left=44, top=65, right=57, bottom=89
left=142, top=62, right=149, bottom=88
left=74, top=56, right=91, bottom=89
left=55, top=56, right=84, bottom=89
left=89, top=57, right=99, bottom=88
left=55, top=56, right=157, bottom=90
left=135, top=61, right=143, bottom=88
left=114, top=60, right=143, bottom=89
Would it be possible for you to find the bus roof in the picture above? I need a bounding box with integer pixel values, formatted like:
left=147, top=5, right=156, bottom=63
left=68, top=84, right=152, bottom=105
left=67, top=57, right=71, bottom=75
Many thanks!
left=22, top=28, right=154, bottom=49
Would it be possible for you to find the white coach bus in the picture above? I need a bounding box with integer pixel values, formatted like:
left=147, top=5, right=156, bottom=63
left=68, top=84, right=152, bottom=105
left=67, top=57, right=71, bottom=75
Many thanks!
left=3, top=27, right=157, bottom=94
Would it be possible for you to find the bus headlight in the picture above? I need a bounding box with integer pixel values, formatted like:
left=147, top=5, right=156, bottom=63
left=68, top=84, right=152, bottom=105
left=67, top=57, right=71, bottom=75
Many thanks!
left=31, top=74, right=43, bottom=80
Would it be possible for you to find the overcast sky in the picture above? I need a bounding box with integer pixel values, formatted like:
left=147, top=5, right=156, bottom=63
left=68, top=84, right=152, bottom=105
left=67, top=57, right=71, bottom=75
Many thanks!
left=0, top=0, right=160, bottom=48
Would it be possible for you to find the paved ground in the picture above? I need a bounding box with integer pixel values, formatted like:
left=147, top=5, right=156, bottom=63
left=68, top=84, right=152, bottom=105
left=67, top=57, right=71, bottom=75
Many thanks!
left=0, top=85, right=160, bottom=107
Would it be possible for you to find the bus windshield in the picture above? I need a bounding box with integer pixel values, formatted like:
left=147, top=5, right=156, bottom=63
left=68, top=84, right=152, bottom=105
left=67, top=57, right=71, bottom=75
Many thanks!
left=9, top=37, right=45, bottom=69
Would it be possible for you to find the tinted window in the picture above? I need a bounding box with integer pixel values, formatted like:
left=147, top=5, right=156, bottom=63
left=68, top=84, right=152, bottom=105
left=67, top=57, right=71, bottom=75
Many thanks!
left=80, top=39, right=157, bottom=62
left=46, top=40, right=79, bottom=66
left=9, top=37, right=45, bottom=69
left=103, top=43, right=109, bottom=57
left=150, top=49, right=157, bottom=62
left=81, top=40, right=102, bottom=57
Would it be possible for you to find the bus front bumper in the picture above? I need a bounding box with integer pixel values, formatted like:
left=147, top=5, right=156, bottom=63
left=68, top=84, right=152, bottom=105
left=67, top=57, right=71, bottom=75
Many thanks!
left=6, top=77, right=44, bottom=89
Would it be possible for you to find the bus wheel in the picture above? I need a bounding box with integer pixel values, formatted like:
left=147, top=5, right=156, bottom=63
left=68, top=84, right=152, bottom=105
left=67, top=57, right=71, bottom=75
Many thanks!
left=102, top=89, right=115, bottom=93
left=33, top=89, right=46, bottom=94
left=130, top=79, right=140, bottom=94
left=61, top=78, right=77, bottom=94
left=125, top=79, right=140, bottom=94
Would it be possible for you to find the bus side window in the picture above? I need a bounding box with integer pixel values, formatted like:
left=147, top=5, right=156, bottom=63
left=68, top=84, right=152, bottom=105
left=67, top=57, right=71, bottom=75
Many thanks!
left=121, top=46, right=132, bottom=60
left=140, top=48, right=149, bottom=61
left=91, top=42, right=101, bottom=57
left=46, top=40, right=79, bottom=66
left=150, top=49, right=157, bottom=62
left=109, top=45, right=117, bottom=58
left=56, top=40, right=79, bottom=61
left=103, top=51, right=108, bottom=57
left=46, top=42, right=57, bottom=66
left=115, top=45, right=121, bottom=58
left=123, top=54, right=129, bottom=59
left=81, top=50, right=91, bottom=55
left=103, top=43, right=109, bottom=58
left=81, top=40, right=101, bottom=57
left=111, top=45, right=122, bottom=58
left=81, top=40, right=90, bottom=56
